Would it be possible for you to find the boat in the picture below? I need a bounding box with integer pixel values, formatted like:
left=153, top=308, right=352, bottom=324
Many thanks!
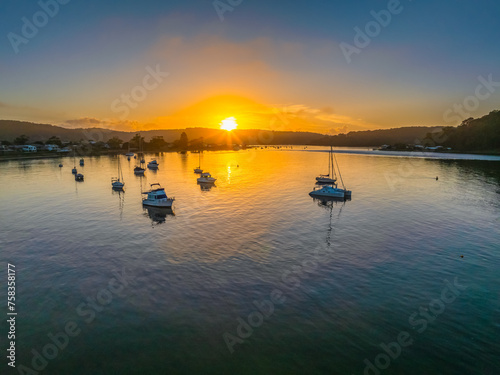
left=310, top=146, right=352, bottom=199
left=142, top=183, right=174, bottom=208
left=71, top=149, right=77, bottom=173
left=59, top=163, right=63, bottom=167
left=316, top=146, right=337, bottom=184
left=134, top=166, right=146, bottom=175
left=75, top=173, right=84, bottom=181
left=79, top=158, right=84, bottom=166
left=194, top=151, right=203, bottom=173
left=309, top=185, right=344, bottom=198
left=197, top=172, right=216, bottom=183
left=111, top=156, right=125, bottom=190
left=134, top=137, right=146, bottom=174
left=147, top=160, right=159, bottom=169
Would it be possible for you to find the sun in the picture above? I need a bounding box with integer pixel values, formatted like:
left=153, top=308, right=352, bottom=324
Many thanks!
left=220, top=117, right=238, bottom=131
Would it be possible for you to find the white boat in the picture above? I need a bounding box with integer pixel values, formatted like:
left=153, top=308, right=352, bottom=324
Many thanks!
left=79, top=158, right=84, bottom=166
left=194, top=152, right=203, bottom=173
left=75, top=173, right=84, bottom=181
left=316, top=146, right=337, bottom=184
left=197, top=172, right=216, bottom=183
left=111, top=156, right=125, bottom=190
left=142, top=183, right=174, bottom=208
left=309, top=185, right=344, bottom=198
left=310, top=146, right=352, bottom=199
left=147, top=160, right=159, bottom=169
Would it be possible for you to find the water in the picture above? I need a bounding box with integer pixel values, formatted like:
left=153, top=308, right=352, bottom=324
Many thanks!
left=1, top=148, right=499, bottom=374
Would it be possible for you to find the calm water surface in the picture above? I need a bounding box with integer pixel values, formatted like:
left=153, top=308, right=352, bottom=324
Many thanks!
left=1, top=148, right=499, bottom=374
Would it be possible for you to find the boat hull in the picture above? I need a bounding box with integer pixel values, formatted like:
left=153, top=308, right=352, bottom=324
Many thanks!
left=316, top=177, right=336, bottom=184
left=309, top=186, right=344, bottom=198
left=142, top=199, right=174, bottom=208
left=197, top=178, right=216, bottom=183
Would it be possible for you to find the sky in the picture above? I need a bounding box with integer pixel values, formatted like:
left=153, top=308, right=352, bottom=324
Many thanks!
left=1, top=0, right=500, bottom=133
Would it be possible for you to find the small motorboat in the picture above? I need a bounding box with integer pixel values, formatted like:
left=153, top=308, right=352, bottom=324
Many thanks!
left=72, top=167, right=77, bottom=174
left=142, top=183, right=174, bottom=208
left=75, top=173, right=84, bottom=181
left=125, top=152, right=134, bottom=157
left=79, top=158, right=84, bottom=166
left=197, top=172, right=216, bottom=183
left=147, top=160, right=159, bottom=169
left=309, top=185, right=344, bottom=199
left=59, top=164, right=63, bottom=167
left=134, top=166, right=146, bottom=175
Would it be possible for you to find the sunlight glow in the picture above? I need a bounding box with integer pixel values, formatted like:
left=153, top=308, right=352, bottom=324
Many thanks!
left=220, top=117, right=238, bottom=131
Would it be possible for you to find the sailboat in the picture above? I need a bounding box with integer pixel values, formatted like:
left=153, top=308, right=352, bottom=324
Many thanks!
left=134, top=136, right=146, bottom=175
left=194, top=151, right=203, bottom=173
left=71, top=149, right=77, bottom=174
left=310, top=146, right=351, bottom=199
left=316, top=146, right=337, bottom=184
left=111, top=156, right=125, bottom=190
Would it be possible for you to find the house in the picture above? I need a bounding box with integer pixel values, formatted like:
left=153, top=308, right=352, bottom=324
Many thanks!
left=22, top=145, right=37, bottom=152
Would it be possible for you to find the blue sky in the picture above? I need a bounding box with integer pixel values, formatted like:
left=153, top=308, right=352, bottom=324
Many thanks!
left=1, top=0, right=499, bottom=132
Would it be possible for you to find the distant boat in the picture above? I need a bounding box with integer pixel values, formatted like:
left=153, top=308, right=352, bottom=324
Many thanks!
left=79, top=158, right=84, bottom=166
left=59, top=163, right=63, bottom=167
left=75, top=173, right=84, bottom=181
left=316, top=146, right=336, bottom=184
left=134, top=166, right=146, bottom=175
left=111, top=156, right=125, bottom=190
left=142, top=183, right=174, bottom=208
left=194, top=152, right=203, bottom=173
left=72, top=149, right=77, bottom=173
left=147, top=160, right=159, bottom=169
left=197, top=172, right=216, bottom=184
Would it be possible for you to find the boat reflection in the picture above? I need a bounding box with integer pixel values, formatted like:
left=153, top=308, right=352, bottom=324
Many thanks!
left=143, top=206, right=175, bottom=225
left=311, top=195, right=350, bottom=208
left=111, top=188, right=125, bottom=220
left=198, top=182, right=216, bottom=191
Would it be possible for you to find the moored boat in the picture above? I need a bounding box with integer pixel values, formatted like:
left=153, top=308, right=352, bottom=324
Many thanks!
left=142, top=183, right=174, bottom=208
